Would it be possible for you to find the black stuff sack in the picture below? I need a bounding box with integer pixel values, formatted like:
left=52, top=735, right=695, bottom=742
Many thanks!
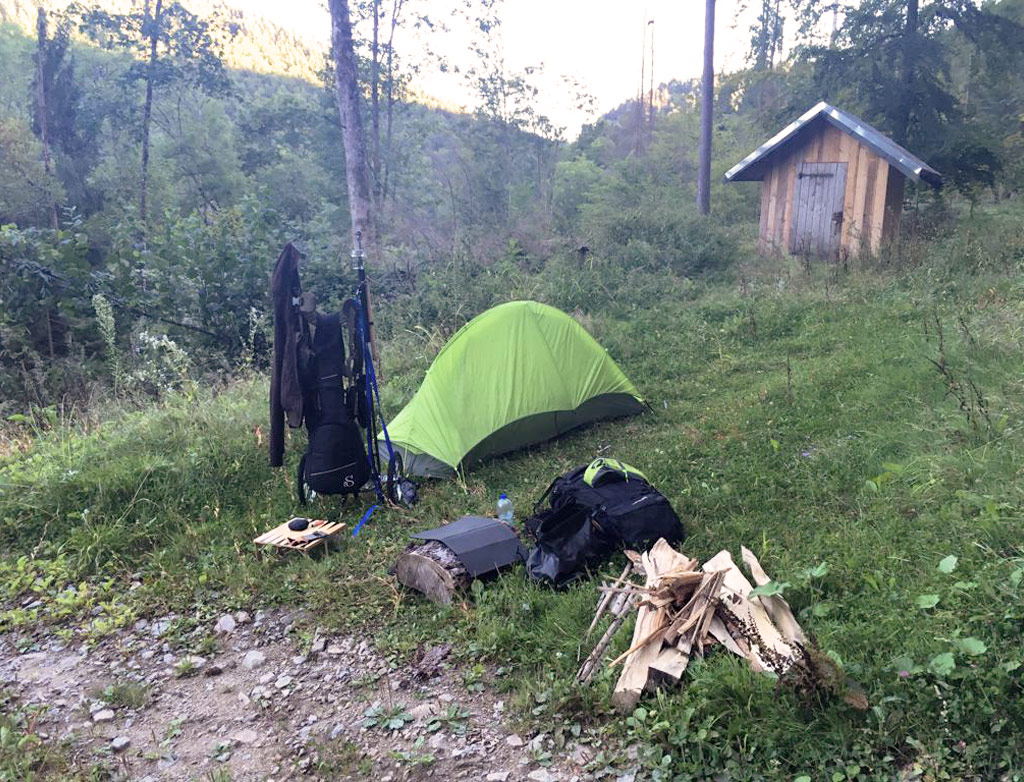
left=523, top=458, right=684, bottom=586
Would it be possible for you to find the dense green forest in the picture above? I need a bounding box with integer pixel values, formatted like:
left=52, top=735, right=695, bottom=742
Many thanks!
left=1, top=0, right=1023, bottom=413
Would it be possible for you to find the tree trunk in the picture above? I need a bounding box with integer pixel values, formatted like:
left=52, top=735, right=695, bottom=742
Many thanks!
left=34, top=8, right=58, bottom=230
left=697, top=0, right=715, bottom=216
left=635, top=16, right=646, bottom=156
left=647, top=21, right=655, bottom=143
left=896, top=0, right=919, bottom=146
left=328, top=0, right=380, bottom=366
left=140, top=0, right=163, bottom=228
left=382, top=0, right=404, bottom=202
left=371, top=0, right=381, bottom=204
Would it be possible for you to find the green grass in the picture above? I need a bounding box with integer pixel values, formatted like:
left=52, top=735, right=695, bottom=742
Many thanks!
left=2, top=231, right=1024, bottom=780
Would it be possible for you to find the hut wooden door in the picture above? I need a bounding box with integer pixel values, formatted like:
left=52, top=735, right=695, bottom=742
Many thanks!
left=790, top=162, right=847, bottom=258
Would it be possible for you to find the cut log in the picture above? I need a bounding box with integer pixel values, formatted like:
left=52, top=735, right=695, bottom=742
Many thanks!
left=394, top=540, right=469, bottom=605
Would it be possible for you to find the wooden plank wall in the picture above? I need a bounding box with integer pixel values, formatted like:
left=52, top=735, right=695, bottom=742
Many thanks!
left=757, top=120, right=901, bottom=256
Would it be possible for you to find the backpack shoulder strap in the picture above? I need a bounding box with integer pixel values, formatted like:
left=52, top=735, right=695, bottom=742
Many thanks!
left=341, top=298, right=363, bottom=379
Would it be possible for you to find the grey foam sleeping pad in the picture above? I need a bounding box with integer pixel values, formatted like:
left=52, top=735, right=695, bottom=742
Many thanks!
left=409, top=515, right=527, bottom=577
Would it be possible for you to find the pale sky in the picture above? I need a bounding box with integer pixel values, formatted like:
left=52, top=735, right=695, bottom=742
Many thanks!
left=238, top=0, right=762, bottom=137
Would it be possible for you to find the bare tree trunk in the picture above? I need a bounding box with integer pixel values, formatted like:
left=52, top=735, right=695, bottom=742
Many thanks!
left=382, top=0, right=404, bottom=202
left=896, top=0, right=919, bottom=146
left=696, top=0, right=715, bottom=216
left=635, top=14, right=646, bottom=157
left=647, top=20, right=655, bottom=143
left=35, top=8, right=58, bottom=230
left=328, top=0, right=380, bottom=365
left=771, top=0, right=781, bottom=70
left=140, top=0, right=163, bottom=228
left=371, top=0, right=381, bottom=203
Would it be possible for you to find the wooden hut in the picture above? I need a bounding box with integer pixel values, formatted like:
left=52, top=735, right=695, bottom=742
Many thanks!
left=724, top=102, right=942, bottom=258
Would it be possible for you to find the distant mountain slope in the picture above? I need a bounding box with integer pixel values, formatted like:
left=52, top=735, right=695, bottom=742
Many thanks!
left=0, top=0, right=324, bottom=82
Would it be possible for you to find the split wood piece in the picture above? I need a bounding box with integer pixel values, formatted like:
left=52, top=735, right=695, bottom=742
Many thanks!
left=740, top=546, right=807, bottom=645
left=707, top=615, right=747, bottom=658
left=664, top=569, right=726, bottom=648
left=611, top=539, right=696, bottom=712
left=394, top=540, right=470, bottom=605
left=253, top=519, right=345, bottom=553
left=630, top=568, right=726, bottom=689
left=703, top=549, right=803, bottom=675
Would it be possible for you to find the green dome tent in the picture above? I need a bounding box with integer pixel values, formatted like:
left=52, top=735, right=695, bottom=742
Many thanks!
left=382, top=300, right=644, bottom=477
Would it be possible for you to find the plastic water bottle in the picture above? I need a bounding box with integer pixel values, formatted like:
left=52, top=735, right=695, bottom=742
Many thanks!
left=497, top=492, right=514, bottom=526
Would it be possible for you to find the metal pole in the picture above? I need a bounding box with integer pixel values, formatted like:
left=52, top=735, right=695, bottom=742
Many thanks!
left=697, top=0, right=715, bottom=216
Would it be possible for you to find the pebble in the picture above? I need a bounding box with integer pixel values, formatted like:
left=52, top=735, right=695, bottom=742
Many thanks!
left=570, top=745, right=593, bottom=766
left=527, top=771, right=561, bottom=782
left=259, top=673, right=275, bottom=685
left=230, top=727, right=257, bottom=745
left=234, top=611, right=251, bottom=625
left=243, top=651, right=267, bottom=670
left=427, top=732, right=447, bottom=750
left=527, top=733, right=549, bottom=753
left=215, top=615, right=236, bottom=635
left=151, top=619, right=170, bottom=638
left=92, top=709, right=115, bottom=723
left=408, top=702, right=435, bottom=722
left=111, top=736, right=131, bottom=752
left=505, top=734, right=525, bottom=747
left=274, top=674, right=293, bottom=690
left=330, top=723, right=344, bottom=740
left=487, top=774, right=511, bottom=782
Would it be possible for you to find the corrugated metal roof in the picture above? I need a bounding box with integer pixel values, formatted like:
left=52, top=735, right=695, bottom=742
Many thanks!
left=723, top=101, right=942, bottom=187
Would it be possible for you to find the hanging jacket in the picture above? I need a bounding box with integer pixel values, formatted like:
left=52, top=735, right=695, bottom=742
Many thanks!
left=269, top=243, right=311, bottom=467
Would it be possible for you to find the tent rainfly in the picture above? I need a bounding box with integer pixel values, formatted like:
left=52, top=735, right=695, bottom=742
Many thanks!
left=724, top=101, right=942, bottom=258
left=382, top=301, right=644, bottom=477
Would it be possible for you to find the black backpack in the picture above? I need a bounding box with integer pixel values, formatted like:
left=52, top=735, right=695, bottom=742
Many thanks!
left=296, top=310, right=370, bottom=503
left=524, top=459, right=685, bottom=585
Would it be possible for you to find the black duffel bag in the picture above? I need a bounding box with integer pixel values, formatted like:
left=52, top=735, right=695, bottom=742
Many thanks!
left=523, top=458, right=685, bottom=585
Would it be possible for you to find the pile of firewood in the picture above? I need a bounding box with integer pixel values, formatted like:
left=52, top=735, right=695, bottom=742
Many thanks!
left=577, top=538, right=860, bottom=712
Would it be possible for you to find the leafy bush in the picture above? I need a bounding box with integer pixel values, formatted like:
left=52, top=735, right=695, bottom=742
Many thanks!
left=583, top=204, right=740, bottom=276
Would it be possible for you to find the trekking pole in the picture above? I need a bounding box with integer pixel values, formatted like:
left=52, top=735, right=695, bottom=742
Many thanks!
left=350, top=231, right=381, bottom=377
left=351, top=232, right=388, bottom=499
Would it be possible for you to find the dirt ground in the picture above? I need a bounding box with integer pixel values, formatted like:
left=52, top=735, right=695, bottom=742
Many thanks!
left=1, top=608, right=616, bottom=781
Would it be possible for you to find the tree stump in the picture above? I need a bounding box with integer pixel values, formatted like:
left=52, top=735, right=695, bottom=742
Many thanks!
left=394, top=540, right=470, bottom=605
